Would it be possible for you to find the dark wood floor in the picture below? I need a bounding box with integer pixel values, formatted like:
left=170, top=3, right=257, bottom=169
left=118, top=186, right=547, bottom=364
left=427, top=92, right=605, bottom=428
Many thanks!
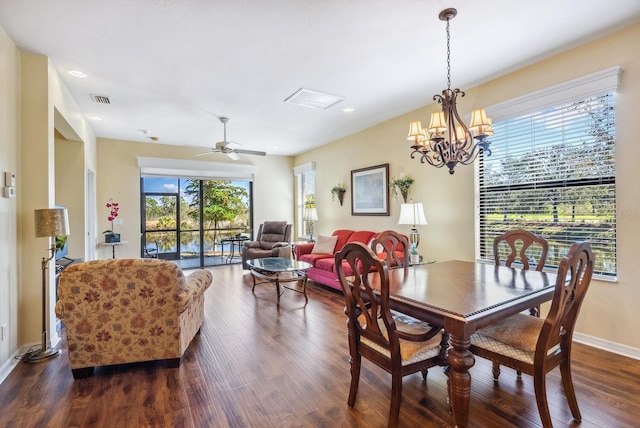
left=2, top=264, right=640, bottom=427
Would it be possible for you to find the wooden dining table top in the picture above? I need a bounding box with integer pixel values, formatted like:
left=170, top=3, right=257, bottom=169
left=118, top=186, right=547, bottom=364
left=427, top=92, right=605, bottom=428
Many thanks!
left=383, top=260, right=557, bottom=323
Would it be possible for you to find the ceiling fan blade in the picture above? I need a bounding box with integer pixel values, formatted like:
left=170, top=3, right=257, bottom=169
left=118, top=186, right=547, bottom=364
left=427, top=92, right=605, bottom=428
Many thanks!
left=224, top=141, right=241, bottom=150
left=193, top=151, right=215, bottom=157
left=236, top=149, right=266, bottom=156
left=226, top=151, right=240, bottom=161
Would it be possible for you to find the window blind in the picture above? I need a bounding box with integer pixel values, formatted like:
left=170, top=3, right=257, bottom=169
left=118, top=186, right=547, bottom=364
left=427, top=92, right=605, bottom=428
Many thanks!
left=478, top=92, right=616, bottom=277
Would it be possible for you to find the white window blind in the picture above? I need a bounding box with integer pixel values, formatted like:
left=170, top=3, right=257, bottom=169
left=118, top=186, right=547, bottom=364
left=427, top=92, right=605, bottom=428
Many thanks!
left=478, top=85, right=617, bottom=278
left=294, top=163, right=315, bottom=239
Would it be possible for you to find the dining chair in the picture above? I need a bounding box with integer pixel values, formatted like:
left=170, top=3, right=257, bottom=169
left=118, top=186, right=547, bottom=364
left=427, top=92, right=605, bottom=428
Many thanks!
left=493, top=229, right=549, bottom=272
left=495, top=229, right=549, bottom=319
left=370, top=230, right=409, bottom=271
left=470, top=242, right=595, bottom=427
left=335, top=242, right=448, bottom=428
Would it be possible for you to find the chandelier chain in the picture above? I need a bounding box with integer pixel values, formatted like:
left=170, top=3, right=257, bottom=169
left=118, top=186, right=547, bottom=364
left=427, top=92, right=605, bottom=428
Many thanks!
left=446, top=16, right=451, bottom=90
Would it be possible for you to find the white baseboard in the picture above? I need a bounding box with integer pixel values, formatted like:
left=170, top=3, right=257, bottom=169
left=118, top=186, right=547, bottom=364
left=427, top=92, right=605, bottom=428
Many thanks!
left=574, top=332, right=640, bottom=361
left=0, top=347, right=26, bottom=385
left=0, top=340, right=60, bottom=385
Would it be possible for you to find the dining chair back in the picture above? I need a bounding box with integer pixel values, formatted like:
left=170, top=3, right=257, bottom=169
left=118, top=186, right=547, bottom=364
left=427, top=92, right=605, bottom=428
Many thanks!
left=493, top=229, right=549, bottom=271
left=370, top=230, right=409, bottom=270
left=470, top=241, right=595, bottom=427
left=335, top=242, right=447, bottom=428
left=494, top=229, right=549, bottom=320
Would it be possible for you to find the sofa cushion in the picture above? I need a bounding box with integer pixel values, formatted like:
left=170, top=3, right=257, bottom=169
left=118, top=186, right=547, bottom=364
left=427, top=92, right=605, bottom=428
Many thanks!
left=347, top=230, right=377, bottom=245
left=332, top=230, right=356, bottom=253
left=316, top=257, right=354, bottom=276
left=299, top=252, right=332, bottom=266
left=311, top=235, right=338, bottom=254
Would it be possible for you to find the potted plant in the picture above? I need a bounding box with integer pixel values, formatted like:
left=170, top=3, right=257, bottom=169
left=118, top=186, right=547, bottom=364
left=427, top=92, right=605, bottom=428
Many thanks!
left=390, top=176, right=414, bottom=203
left=331, top=185, right=347, bottom=206
left=103, top=199, right=121, bottom=243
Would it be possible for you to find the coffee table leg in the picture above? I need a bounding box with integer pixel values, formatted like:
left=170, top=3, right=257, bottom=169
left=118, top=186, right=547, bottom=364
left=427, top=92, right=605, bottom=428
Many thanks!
left=251, top=270, right=257, bottom=292
left=301, top=272, right=308, bottom=304
left=275, top=274, right=281, bottom=307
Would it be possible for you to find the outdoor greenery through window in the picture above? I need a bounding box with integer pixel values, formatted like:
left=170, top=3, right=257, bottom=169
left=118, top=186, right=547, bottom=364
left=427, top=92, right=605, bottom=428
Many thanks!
left=142, top=177, right=251, bottom=262
left=478, top=91, right=616, bottom=278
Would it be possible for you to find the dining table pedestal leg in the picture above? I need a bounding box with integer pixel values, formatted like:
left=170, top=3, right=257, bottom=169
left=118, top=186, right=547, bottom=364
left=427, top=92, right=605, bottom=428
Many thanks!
left=447, top=334, right=475, bottom=428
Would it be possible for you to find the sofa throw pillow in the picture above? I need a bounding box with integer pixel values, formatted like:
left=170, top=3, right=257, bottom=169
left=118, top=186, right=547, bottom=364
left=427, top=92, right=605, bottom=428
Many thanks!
left=311, top=235, right=338, bottom=254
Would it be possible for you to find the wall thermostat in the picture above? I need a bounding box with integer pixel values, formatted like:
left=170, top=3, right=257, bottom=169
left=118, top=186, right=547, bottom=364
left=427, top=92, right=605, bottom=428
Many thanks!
left=4, top=172, right=15, bottom=187
left=3, top=186, right=15, bottom=198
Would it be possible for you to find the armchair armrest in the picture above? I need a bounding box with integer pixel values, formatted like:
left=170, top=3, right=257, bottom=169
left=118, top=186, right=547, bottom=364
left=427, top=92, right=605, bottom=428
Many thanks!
left=177, top=269, right=213, bottom=313
left=270, top=242, right=292, bottom=258
left=294, top=243, right=315, bottom=259
left=243, top=240, right=261, bottom=249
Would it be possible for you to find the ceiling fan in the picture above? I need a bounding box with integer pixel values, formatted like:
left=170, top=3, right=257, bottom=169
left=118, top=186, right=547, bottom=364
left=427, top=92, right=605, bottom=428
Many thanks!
left=194, top=117, right=266, bottom=160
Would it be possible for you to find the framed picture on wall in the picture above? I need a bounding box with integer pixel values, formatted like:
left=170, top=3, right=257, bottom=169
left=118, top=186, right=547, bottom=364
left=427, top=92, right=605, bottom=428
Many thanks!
left=351, top=163, right=390, bottom=216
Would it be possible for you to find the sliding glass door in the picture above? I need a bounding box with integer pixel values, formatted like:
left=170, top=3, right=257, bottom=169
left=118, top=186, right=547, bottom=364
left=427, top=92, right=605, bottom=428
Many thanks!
left=141, top=177, right=252, bottom=268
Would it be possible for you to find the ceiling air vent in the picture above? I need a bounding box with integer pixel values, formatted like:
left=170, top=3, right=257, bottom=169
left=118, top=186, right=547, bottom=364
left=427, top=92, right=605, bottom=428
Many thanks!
left=284, top=88, right=344, bottom=110
left=91, top=94, right=111, bottom=104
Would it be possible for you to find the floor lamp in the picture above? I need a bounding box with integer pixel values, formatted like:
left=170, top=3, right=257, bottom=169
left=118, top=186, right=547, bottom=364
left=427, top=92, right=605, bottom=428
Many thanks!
left=26, top=207, right=70, bottom=363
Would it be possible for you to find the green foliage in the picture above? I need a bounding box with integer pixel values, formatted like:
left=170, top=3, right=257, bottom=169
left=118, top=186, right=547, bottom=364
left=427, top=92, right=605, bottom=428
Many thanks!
left=55, top=235, right=67, bottom=251
left=331, top=185, right=346, bottom=201
left=389, top=176, right=414, bottom=199
left=183, top=180, right=249, bottom=228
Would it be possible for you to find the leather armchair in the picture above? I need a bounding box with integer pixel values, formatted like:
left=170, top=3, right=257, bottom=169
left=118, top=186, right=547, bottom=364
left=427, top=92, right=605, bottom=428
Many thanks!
left=241, top=221, right=292, bottom=269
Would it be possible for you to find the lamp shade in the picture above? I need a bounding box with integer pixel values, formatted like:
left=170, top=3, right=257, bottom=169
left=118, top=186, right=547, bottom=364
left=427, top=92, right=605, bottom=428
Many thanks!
left=303, top=207, right=319, bottom=222
left=397, top=203, right=428, bottom=226
left=34, top=208, right=70, bottom=238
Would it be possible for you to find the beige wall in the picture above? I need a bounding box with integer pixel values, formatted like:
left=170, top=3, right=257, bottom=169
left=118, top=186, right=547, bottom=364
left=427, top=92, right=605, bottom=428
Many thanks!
left=294, top=23, right=640, bottom=350
left=0, top=42, right=97, bottom=366
left=96, top=138, right=294, bottom=260
left=0, top=24, right=20, bottom=365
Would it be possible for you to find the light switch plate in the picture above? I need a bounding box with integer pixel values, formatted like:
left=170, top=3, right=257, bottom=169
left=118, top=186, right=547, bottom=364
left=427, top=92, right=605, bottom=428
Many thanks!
left=2, top=187, right=15, bottom=198
left=4, top=172, right=15, bottom=187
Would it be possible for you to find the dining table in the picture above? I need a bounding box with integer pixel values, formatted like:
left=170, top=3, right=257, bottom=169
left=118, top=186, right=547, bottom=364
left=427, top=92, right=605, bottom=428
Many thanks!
left=374, top=260, right=558, bottom=428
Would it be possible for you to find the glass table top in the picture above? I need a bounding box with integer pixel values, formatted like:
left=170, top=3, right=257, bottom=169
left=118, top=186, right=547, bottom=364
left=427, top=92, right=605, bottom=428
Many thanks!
left=246, top=257, right=312, bottom=272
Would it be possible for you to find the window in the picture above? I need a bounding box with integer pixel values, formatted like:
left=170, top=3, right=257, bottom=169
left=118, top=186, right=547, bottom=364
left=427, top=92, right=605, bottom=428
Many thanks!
left=294, top=162, right=315, bottom=239
left=477, top=68, right=619, bottom=278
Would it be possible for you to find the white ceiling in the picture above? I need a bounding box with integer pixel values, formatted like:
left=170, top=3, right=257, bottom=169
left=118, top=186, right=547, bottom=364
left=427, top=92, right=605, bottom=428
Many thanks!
left=1, top=0, right=640, bottom=158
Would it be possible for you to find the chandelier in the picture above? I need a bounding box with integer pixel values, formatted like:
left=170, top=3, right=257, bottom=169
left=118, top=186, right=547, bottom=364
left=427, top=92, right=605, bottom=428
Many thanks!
left=407, top=8, right=494, bottom=175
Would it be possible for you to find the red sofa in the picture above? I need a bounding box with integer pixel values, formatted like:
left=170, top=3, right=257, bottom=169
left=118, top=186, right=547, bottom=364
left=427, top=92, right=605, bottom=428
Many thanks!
left=295, top=229, right=405, bottom=291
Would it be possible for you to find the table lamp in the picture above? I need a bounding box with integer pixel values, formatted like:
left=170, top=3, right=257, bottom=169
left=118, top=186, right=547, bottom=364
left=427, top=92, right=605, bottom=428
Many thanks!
left=397, top=202, right=428, bottom=247
left=303, top=207, right=319, bottom=242
left=26, top=207, right=70, bottom=363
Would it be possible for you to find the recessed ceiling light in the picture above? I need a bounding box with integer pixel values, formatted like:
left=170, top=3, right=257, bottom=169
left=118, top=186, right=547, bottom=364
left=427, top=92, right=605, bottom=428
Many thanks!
left=342, top=107, right=354, bottom=112
left=68, top=70, right=87, bottom=78
left=273, top=145, right=281, bottom=149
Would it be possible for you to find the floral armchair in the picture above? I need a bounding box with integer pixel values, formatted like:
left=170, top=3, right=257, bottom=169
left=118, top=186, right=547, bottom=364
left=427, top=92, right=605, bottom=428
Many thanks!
left=55, top=258, right=212, bottom=378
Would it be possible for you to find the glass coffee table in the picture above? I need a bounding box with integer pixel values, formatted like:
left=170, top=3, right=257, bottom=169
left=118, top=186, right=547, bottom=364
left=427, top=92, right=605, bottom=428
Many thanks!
left=246, top=257, right=312, bottom=306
